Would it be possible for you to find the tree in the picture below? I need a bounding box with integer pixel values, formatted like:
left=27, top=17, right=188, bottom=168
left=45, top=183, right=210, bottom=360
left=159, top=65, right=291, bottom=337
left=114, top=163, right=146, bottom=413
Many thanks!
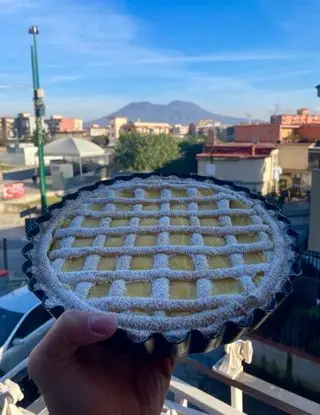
left=156, top=137, right=204, bottom=174
left=92, top=135, right=109, bottom=148
left=115, top=133, right=180, bottom=172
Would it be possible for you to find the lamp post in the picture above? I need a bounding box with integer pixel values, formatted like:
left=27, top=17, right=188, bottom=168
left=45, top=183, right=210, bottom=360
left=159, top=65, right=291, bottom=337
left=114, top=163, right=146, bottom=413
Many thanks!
left=28, top=24, right=47, bottom=214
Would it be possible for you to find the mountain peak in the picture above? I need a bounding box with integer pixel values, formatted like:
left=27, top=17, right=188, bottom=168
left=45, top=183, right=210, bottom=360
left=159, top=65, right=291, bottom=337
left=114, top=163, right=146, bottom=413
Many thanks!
left=87, top=100, right=255, bottom=126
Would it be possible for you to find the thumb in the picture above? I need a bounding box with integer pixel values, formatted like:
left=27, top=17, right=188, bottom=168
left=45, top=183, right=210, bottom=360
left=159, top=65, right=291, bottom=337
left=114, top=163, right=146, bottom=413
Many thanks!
left=29, top=310, right=117, bottom=373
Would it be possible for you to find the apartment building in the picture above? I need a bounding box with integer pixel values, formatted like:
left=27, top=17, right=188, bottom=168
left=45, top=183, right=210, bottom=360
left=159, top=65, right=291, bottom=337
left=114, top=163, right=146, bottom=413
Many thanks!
left=0, top=117, right=15, bottom=143
left=120, top=121, right=171, bottom=136
left=271, top=108, right=320, bottom=125
left=90, top=124, right=109, bottom=137
left=60, top=117, right=83, bottom=132
left=171, top=124, right=189, bottom=138
left=196, top=119, right=221, bottom=137
left=14, top=113, right=36, bottom=139
left=108, top=116, right=128, bottom=144
left=197, top=143, right=279, bottom=195
left=46, top=115, right=83, bottom=135
left=45, top=115, right=63, bottom=135
left=234, top=108, right=320, bottom=144
left=278, top=143, right=315, bottom=191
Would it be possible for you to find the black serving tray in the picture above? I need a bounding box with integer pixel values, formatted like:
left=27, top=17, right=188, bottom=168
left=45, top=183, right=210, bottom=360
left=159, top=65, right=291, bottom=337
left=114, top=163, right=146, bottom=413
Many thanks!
left=22, top=172, right=300, bottom=358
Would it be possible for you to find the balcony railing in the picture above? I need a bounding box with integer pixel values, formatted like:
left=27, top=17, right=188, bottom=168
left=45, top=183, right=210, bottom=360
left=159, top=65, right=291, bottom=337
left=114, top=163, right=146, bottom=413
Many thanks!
left=1, top=341, right=320, bottom=415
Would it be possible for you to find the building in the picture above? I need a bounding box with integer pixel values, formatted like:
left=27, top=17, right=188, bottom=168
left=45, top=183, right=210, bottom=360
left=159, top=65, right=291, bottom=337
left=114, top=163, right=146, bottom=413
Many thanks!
left=49, top=130, right=91, bottom=141
left=0, top=117, right=15, bottom=143
left=278, top=143, right=315, bottom=192
left=308, top=169, right=320, bottom=252
left=234, top=123, right=293, bottom=144
left=108, top=116, right=128, bottom=144
left=188, top=123, right=197, bottom=137
left=90, top=124, right=109, bottom=137
left=171, top=124, right=189, bottom=139
left=234, top=109, right=320, bottom=144
left=14, top=113, right=36, bottom=139
left=196, top=119, right=221, bottom=137
left=196, top=143, right=279, bottom=195
left=45, top=115, right=63, bottom=135
left=271, top=108, right=320, bottom=125
left=120, top=121, right=171, bottom=136
left=60, top=117, right=83, bottom=132
left=296, top=124, right=320, bottom=141
left=46, top=115, right=83, bottom=135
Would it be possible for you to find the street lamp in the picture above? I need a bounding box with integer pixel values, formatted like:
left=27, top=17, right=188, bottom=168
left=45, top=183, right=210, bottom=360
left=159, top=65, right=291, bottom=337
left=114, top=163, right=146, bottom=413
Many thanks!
left=28, top=24, right=47, bottom=214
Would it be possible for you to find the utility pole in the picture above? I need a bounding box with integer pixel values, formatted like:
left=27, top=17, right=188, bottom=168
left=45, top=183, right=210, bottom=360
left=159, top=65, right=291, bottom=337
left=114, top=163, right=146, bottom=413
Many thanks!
left=28, top=25, right=47, bottom=214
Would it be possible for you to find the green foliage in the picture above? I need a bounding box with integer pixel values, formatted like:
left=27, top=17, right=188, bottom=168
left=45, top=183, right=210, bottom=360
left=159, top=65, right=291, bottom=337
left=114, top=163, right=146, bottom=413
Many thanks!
left=157, top=137, right=204, bottom=174
left=92, top=135, right=109, bottom=148
left=115, top=133, right=180, bottom=172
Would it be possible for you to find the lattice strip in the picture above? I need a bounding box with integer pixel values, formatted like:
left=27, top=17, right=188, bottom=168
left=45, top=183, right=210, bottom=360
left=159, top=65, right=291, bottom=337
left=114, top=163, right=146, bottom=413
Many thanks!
left=33, top=176, right=293, bottom=342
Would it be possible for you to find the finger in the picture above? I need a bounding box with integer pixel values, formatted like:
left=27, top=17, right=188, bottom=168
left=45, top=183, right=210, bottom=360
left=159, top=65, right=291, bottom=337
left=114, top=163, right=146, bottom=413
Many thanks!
left=29, top=310, right=117, bottom=369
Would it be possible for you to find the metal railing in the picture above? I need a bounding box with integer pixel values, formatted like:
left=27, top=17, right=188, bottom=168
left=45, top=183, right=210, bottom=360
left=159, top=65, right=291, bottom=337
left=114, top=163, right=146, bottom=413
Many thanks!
left=1, top=342, right=320, bottom=415
left=301, top=250, right=320, bottom=278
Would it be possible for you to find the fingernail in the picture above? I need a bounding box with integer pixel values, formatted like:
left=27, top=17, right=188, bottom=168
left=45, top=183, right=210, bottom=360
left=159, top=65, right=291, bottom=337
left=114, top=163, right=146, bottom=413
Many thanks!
left=89, top=314, right=118, bottom=336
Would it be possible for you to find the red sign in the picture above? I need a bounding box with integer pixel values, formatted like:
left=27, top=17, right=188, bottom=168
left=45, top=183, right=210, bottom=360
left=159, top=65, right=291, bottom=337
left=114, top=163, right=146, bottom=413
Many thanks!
left=3, top=182, right=25, bottom=200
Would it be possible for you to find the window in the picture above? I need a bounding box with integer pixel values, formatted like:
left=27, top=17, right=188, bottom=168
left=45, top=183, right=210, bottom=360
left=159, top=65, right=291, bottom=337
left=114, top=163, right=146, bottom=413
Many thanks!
left=14, top=305, right=51, bottom=340
left=0, top=308, right=23, bottom=347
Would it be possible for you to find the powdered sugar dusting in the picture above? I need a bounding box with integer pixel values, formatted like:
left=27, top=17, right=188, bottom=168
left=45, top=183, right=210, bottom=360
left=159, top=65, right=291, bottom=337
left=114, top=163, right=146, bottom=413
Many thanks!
left=31, top=175, right=294, bottom=342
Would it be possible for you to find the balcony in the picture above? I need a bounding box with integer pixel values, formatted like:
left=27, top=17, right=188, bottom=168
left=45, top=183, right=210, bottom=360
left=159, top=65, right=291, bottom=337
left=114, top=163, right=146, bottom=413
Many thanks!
left=1, top=340, right=320, bottom=415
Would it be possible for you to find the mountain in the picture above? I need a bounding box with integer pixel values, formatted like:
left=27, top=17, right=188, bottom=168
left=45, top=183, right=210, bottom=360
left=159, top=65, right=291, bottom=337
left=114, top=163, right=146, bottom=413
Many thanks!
left=86, top=100, right=256, bottom=126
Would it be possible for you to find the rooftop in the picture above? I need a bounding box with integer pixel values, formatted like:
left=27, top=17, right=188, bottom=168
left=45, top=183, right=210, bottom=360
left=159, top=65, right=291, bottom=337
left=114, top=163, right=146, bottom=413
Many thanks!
left=196, top=152, right=268, bottom=160
left=198, top=143, right=276, bottom=160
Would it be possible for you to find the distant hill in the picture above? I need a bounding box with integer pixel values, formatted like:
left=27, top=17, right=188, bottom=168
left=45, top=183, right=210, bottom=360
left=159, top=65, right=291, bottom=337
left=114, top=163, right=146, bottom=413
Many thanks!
left=86, top=100, right=256, bottom=126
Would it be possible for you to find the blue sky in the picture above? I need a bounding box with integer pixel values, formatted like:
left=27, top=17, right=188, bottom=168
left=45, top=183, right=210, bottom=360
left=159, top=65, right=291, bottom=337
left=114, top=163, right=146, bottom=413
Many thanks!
left=0, top=0, right=320, bottom=120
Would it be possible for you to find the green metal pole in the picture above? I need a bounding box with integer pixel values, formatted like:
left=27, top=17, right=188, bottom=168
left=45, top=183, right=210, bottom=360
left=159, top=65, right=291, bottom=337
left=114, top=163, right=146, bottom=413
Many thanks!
left=30, top=46, right=36, bottom=89
left=30, top=30, right=47, bottom=214
left=32, top=34, right=40, bottom=89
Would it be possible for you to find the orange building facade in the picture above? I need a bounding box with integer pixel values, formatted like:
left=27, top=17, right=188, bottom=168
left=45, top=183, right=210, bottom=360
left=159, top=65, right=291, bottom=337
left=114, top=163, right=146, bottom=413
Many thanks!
left=234, top=124, right=281, bottom=143
left=59, top=118, right=83, bottom=132
left=270, top=108, right=320, bottom=125
left=234, top=109, right=320, bottom=144
left=296, top=124, right=320, bottom=141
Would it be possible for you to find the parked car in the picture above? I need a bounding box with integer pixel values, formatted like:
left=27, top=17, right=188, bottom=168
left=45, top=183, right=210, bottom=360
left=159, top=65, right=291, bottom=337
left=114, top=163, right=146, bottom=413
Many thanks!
left=0, top=286, right=53, bottom=375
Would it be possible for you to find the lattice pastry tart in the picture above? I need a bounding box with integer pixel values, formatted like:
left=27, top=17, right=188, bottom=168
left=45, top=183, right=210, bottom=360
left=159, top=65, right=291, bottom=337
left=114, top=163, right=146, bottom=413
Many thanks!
left=24, top=174, right=296, bottom=356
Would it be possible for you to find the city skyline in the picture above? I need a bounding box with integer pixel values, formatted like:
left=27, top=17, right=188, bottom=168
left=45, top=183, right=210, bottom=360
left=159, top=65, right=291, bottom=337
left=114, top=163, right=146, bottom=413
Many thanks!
left=0, top=0, right=320, bottom=120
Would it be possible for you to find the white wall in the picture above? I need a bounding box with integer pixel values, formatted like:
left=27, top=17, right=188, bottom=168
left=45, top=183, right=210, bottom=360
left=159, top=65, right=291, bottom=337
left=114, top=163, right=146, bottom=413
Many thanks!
left=197, top=150, right=279, bottom=195
left=23, top=146, right=63, bottom=166
left=278, top=144, right=310, bottom=171
left=198, top=158, right=266, bottom=193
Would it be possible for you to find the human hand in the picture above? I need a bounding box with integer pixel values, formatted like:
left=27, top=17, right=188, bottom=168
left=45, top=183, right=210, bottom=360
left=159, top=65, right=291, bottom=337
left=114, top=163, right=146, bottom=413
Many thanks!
left=28, top=310, right=174, bottom=415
